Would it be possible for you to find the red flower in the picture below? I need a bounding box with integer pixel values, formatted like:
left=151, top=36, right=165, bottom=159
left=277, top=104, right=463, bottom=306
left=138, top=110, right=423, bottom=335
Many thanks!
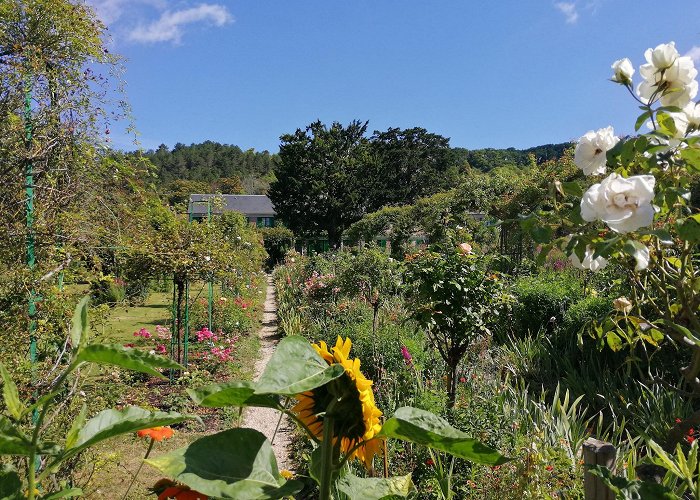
left=137, top=426, right=174, bottom=442
left=158, top=486, right=208, bottom=500
left=675, top=418, right=682, bottom=424
left=459, top=377, right=466, bottom=383
left=546, top=465, right=554, bottom=472
left=425, top=458, right=434, bottom=467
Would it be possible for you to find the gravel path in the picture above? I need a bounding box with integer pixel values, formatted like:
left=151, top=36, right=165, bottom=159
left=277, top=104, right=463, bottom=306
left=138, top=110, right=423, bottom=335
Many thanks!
left=241, top=274, right=293, bottom=471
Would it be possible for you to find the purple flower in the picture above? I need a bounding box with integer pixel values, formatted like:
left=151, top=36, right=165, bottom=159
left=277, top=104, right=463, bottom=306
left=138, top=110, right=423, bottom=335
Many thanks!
left=401, top=346, right=413, bottom=367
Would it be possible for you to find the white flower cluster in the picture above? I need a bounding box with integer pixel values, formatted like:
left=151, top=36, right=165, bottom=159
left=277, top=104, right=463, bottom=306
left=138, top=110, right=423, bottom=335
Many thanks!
left=637, top=42, right=698, bottom=108
left=566, top=42, right=700, bottom=272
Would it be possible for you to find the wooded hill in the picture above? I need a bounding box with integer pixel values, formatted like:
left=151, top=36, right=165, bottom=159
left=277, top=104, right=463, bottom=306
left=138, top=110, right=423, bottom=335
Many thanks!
left=143, top=139, right=572, bottom=195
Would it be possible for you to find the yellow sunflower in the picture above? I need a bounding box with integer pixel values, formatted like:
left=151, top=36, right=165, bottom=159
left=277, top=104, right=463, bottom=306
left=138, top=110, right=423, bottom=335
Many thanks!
left=292, top=336, right=384, bottom=469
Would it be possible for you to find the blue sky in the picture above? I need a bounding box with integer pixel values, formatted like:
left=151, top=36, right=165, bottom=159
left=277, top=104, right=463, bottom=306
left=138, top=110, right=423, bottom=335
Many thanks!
left=88, top=1, right=700, bottom=153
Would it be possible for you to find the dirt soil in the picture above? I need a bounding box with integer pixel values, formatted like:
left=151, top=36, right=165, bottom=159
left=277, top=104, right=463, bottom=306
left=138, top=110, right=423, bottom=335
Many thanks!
left=241, top=274, right=293, bottom=471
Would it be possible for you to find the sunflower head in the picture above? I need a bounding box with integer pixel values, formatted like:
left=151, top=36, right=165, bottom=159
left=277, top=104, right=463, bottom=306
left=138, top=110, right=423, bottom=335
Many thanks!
left=292, top=336, right=383, bottom=469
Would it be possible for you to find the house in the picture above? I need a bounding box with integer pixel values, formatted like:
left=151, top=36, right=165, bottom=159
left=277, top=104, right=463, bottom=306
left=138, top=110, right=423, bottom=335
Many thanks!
left=188, top=194, right=276, bottom=227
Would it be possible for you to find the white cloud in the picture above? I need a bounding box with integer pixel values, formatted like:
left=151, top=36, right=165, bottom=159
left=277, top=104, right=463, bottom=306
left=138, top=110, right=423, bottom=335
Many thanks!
left=86, top=0, right=165, bottom=25
left=555, top=2, right=579, bottom=24
left=128, top=4, right=233, bottom=44
left=686, top=46, right=700, bottom=64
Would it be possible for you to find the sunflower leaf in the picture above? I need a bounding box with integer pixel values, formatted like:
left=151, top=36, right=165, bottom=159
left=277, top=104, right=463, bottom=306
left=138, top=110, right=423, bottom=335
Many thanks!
left=336, top=472, right=415, bottom=499
left=187, top=381, right=281, bottom=409
left=76, top=344, right=182, bottom=379
left=378, top=407, right=511, bottom=466
left=62, top=406, right=196, bottom=459
left=256, top=336, right=345, bottom=395
left=145, top=428, right=303, bottom=499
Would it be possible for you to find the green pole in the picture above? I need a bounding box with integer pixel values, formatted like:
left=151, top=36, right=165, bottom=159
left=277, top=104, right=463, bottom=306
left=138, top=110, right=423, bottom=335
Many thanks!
left=207, top=201, right=213, bottom=331
left=184, top=279, right=189, bottom=367
left=169, top=278, right=177, bottom=383
left=24, top=80, right=36, bottom=366
left=208, top=280, right=213, bottom=331
left=24, top=72, right=41, bottom=474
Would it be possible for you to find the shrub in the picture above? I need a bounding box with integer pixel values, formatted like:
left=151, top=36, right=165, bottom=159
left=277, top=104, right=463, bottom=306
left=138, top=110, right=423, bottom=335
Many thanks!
left=510, top=272, right=583, bottom=336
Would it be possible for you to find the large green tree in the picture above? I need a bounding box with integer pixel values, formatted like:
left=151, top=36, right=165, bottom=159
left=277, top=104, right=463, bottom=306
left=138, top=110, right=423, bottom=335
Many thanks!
left=368, top=127, right=459, bottom=208
left=269, top=120, right=373, bottom=248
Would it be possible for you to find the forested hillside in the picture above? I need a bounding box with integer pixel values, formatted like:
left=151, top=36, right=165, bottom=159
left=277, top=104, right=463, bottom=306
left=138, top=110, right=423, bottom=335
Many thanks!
left=144, top=141, right=277, bottom=194
left=143, top=139, right=572, bottom=198
left=454, top=142, right=572, bottom=172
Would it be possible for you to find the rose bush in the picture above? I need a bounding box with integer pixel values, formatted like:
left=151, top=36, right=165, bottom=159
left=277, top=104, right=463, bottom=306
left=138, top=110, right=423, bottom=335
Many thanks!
left=523, top=41, right=700, bottom=394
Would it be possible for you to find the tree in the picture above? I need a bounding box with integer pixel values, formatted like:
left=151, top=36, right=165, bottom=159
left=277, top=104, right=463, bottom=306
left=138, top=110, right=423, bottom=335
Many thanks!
left=269, top=120, right=373, bottom=248
left=369, top=127, right=459, bottom=208
left=404, top=245, right=505, bottom=408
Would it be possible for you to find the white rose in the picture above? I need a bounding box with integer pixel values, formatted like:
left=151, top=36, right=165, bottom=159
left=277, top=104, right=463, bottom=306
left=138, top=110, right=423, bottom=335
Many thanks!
left=632, top=244, right=650, bottom=271
left=574, top=126, right=619, bottom=176
left=638, top=48, right=698, bottom=107
left=684, top=101, right=700, bottom=128
left=645, top=42, right=679, bottom=70
left=612, top=297, right=633, bottom=313
left=611, top=58, right=634, bottom=84
left=568, top=246, right=608, bottom=272
left=581, top=173, right=656, bottom=233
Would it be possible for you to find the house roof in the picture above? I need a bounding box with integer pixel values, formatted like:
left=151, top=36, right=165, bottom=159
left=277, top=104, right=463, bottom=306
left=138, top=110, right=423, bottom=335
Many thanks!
left=188, top=194, right=276, bottom=217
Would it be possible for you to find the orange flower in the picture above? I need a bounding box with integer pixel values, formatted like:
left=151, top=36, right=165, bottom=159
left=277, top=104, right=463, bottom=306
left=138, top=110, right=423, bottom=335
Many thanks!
left=137, top=426, right=175, bottom=441
left=158, top=486, right=208, bottom=500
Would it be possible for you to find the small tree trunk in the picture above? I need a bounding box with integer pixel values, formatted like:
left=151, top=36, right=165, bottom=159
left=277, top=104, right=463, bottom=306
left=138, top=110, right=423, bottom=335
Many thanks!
left=372, top=302, right=380, bottom=356
left=447, top=361, right=458, bottom=408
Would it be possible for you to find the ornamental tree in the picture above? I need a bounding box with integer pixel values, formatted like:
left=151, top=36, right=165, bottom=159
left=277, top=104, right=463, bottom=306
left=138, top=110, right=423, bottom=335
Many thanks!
left=403, top=244, right=505, bottom=408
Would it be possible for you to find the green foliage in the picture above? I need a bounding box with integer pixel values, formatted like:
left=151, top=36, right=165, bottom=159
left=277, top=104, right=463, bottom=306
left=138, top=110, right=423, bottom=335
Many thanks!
left=380, top=407, right=510, bottom=466
left=510, top=272, right=583, bottom=337
left=0, top=299, right=193, bottom=500
left=146, top=428, right=303, bottom=499
left=260, top=225, right=295, bottom=268
left=368, top=127, right=459, bottom=207
left=269, top=120, right=374, bottom=248
left=146, top=141, right=276, bottom=192
left=336, top=473, right=415, bottom=499
left=404, top=246, right=505, bottom=406
left=456, top=143, right=571, bottom=172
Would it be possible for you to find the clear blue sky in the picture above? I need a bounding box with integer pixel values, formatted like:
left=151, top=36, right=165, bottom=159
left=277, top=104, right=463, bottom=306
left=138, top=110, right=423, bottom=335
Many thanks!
left=88, top=0, right=700, bottom=153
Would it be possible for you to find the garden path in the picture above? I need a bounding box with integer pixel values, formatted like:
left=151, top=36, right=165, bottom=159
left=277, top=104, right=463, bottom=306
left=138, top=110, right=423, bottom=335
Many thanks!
left=241, top=274, right=293, bottom=471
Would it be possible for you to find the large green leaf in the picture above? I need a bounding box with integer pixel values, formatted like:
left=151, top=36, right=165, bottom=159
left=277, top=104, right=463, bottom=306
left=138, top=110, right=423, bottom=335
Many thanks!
left=0, top=416, right=59, bottom=457
left=187, top=381, right=281, bottom=409
left=0, top=415, right=33, bottom=456
left=255, top=336, right=345, bottom=395
left=63, top=406, right=194, bottom=459
left=0, top=362, right=23, bottom=420
left=378, top=407, right=510, bottom=466
left=0, top=464, right=21, bottom=500
left=590, top=465, right=676, bottom=499
left=42, top=489, right=83, bottom=499
left=70, top=296, right=90, bottom=351
left=65, top=402, right=87, bottom=449
left=146, top=428, right=303, bottom=499
left=336, top=473, right=415, bottom=499
left=76, top=344, right=182, bottom=378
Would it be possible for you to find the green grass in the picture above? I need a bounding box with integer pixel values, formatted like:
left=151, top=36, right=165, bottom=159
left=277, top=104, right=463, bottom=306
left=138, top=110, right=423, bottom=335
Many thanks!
left=98, top=292, right=172, bottom=342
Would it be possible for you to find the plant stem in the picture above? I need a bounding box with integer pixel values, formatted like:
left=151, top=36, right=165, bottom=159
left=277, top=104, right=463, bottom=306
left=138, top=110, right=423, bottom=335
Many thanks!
left=122, top=438, right=155, bottom=500
left=319, top=413, right=335, bottom=500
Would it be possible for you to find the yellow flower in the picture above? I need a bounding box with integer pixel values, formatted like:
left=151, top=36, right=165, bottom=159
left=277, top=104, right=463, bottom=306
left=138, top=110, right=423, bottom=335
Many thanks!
left=280, top=469, right=294, bottom=480
left=292, top=337, right=383, bottom=469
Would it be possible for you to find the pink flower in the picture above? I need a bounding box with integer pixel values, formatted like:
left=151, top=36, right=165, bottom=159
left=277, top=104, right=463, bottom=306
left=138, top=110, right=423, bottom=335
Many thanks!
left=155, top=325, right=171, bottom=340
left=133, top=328, right=152, bottom=339
left=155, top=344, right=167, bottom=355
left=400, top=346, right=413, bottom=367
